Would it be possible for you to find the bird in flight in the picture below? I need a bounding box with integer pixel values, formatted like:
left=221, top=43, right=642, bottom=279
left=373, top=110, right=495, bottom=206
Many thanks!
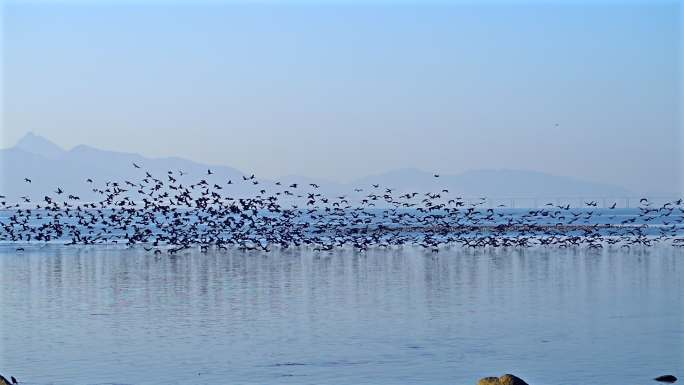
left=133, top=162, right=141, bottom=169
left=1, top=163, right=682, bottom=253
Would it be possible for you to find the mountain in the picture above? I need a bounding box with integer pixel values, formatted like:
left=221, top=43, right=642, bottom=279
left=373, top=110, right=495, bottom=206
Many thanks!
left=14, top=131, right=66, bottom=159
left=0, top=132, right=631, bottom=202
left=0, top=133, right=251, bottom=201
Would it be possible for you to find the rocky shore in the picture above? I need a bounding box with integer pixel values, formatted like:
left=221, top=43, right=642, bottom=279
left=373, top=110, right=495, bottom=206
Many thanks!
left=477, top=373, right=678, bottom=385
left=0, top=372, right=677, bottom=384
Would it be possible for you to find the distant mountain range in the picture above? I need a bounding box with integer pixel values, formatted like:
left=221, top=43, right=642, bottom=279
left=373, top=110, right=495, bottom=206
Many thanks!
left=0, top=132, right=631, bottom=201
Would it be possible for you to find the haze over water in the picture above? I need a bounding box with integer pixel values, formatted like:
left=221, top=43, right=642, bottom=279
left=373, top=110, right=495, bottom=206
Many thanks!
left=1, top=246, right=682, bottom=385
left=1, top=1, right=682, bottom=384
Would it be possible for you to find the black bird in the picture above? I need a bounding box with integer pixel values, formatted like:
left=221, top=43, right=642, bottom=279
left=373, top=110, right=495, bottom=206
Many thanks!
left=133, top=162, right=141, bottom=168
left=24, top=178, right=31, bottom=183
left=1, top=162, right=682, bottom=252
left=11, top=376, right=17, bottom=384
left=654, top=375, right=677, bottom=383
left=207, top=169, right=213, bottom=175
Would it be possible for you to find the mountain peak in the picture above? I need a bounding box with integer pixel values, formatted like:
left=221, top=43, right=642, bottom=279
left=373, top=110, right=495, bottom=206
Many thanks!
left=14, top=132, right=66, bottom=159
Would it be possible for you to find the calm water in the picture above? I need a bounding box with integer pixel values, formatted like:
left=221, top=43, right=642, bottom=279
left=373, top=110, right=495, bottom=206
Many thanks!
left=1, top=246, right=682, bottom=385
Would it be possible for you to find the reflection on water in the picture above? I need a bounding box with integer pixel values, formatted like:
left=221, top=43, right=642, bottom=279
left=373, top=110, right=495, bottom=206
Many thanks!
left=1, top=246, right=682, bottom=385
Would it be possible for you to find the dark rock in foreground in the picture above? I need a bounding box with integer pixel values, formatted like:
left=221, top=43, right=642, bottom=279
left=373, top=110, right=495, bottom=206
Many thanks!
left=478, top=374, right=529, bottom=385
left=655, top=375, right=678, bottom=383
left=0, top=374, right=11, bottom=385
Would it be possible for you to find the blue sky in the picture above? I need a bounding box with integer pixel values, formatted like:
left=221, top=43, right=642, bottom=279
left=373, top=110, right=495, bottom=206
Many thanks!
left=1, top=0, right=681, bottom=193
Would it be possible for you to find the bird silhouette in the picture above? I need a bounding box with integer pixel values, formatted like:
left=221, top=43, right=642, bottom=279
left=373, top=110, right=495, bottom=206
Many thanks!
left=0, top=166, right=681, bottom=252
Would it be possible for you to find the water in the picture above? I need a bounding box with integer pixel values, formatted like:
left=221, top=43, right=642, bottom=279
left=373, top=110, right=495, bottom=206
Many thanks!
left=1, top=246, right=682, bottom=385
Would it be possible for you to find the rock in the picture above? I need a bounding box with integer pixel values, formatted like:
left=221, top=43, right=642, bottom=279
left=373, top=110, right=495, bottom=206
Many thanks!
left=655, top=375, right=677, bottom=383
left=0, top=374, right=11, bottom=385
left=478, top=377, right=501, bottom=385
left=499, top=374, right=530, bottom=385
left=477, top=374, right=529, bottom=385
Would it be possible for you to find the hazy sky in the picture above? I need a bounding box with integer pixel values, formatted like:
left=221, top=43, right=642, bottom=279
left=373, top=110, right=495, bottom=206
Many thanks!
left=1, top=0, right=682, bottom=193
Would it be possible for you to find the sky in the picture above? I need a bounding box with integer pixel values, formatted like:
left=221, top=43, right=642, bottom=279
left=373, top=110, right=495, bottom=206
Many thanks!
left=1, top=0, right=682, bottom=194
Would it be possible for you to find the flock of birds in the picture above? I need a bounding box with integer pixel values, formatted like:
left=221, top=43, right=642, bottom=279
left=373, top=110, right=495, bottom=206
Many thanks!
left=1, top=164, right=683, bottom=253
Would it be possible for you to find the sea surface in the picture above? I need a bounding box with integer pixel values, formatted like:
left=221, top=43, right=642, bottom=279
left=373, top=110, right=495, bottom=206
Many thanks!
left=1, top=246, right=682, bottom=385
